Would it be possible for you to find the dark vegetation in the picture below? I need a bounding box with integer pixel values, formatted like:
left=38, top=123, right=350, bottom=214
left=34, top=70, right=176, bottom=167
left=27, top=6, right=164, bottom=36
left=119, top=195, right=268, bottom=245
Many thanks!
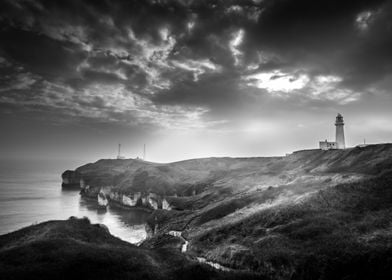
left=190, top=170, right=392, bottom=279
left=0, top=217, right=260, bottom=280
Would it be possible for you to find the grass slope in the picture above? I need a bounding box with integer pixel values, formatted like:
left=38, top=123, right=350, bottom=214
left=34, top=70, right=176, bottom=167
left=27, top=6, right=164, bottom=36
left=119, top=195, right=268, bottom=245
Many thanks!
left=75, top=144, right=392, bottom=198
left=55, top=143, right=392, bottom=279
left=185, top=170, right=392, bottom=279
left=0, top=217, right=259, bottom=280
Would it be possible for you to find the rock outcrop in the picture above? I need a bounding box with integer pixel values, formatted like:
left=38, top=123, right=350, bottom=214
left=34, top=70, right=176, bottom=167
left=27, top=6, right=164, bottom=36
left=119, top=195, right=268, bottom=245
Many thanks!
left=61, top=170, right=82, bottom=189
left=97, top=190, right=109, bottom=207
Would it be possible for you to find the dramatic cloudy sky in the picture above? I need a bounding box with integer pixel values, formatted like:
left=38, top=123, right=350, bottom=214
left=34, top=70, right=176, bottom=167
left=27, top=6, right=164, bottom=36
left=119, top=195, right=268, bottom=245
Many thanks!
left=1, top=0, right=392, bottom=163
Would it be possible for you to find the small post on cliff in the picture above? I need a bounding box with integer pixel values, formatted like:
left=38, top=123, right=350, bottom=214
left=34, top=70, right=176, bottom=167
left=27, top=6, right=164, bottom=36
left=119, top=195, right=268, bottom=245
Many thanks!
left=143, top=144, right=146, bottom=161
left=117, top=143, right=121, bottom=159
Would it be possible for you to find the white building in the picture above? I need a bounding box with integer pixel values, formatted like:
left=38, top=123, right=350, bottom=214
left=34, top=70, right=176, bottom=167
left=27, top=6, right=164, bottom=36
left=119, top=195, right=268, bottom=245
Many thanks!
left=319, top=114, right=346, bottom=150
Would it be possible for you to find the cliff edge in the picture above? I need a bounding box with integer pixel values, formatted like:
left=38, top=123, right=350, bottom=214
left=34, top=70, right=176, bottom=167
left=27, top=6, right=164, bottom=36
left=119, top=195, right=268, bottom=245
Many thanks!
left=58, top=144, right=392, bottom=279
left=64, top=144, right=392, bottom=211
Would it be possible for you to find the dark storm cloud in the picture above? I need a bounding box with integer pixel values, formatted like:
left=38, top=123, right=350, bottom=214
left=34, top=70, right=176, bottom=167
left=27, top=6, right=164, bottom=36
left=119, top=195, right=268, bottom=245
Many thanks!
left=244, top=0, right=392, bottom=87
left=0, top=28, right=87, bottom=80
left=153, top=72, right=242, bottom=106
left=0, top=0, right=392, bottom=128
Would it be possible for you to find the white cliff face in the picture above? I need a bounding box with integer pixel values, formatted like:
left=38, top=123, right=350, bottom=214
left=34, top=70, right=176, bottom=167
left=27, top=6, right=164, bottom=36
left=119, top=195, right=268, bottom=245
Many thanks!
left=162, top=198, right=172, bottom=210
left=122, top=195, right=135, bottom=206
left=98, top=191, right=109, bottom=206
left=109, top=191, right=120, bottom=201
left=148, top=197, right=158, bottom=209
left=88, top=188, right=174, bottom=211
left=147, top=193, right=159, bottom=210
left=122, top=192, right=141, bottom=207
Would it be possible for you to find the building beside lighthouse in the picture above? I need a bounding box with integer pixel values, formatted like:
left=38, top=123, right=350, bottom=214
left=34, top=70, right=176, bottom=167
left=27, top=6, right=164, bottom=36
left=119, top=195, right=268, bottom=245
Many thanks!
left=319, top=114, right=346, bottom=150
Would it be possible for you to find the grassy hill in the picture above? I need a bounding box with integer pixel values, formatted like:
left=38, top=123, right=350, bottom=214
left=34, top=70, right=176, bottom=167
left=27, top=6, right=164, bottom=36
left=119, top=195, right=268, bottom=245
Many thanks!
left=185, top=170, right=392, bottom=279
left=51, top=143, right=392, bottom=279
left=69, top=144, right=392, bottom=202
left=0, top=217, right=257, bottom=280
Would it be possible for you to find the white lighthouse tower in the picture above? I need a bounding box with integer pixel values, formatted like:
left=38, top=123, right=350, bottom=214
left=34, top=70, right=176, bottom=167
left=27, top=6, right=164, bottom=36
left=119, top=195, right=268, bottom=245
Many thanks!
left=335, top=113, right=345, bottom=149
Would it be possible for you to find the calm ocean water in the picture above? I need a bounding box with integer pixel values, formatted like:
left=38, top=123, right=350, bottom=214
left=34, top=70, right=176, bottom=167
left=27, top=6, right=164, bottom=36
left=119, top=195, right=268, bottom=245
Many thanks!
left=0, top=159, right=150, bottom=243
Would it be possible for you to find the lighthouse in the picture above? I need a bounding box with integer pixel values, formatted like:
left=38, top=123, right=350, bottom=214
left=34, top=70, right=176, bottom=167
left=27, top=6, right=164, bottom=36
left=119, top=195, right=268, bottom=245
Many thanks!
left=319, top=114, right=347, bottom=150
left=335, top=113, right=345, bottom=149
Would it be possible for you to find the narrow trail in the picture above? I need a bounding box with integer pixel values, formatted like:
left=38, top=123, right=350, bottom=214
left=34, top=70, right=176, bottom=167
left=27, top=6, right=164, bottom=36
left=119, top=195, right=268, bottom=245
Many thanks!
left=167, top=231, right=232, bottom=272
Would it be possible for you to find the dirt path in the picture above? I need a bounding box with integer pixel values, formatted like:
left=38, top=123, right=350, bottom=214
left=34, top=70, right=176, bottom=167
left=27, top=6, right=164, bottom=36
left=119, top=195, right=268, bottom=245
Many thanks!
left=167, top=230, right=232, bottom=271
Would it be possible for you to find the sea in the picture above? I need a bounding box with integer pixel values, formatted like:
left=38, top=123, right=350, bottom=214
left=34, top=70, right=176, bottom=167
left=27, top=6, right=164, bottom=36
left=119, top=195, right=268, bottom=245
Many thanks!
left=0, top=158, right=150, bottom=244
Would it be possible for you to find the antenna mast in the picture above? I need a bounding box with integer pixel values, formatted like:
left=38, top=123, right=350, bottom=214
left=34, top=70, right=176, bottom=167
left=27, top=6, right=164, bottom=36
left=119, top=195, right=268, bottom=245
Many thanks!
left=143, top=144, right=146, bottom=161
left=117, top=143, right=121, bottom=159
